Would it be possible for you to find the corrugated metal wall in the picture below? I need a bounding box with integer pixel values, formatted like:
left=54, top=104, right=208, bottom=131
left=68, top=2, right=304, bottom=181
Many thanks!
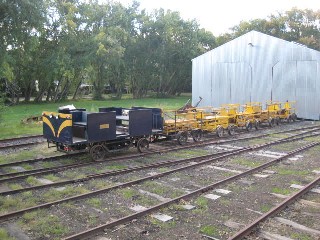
left=192, top=31, right=320, bottom=120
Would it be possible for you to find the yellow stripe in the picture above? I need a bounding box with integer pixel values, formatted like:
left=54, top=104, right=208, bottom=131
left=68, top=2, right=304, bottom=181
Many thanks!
left=57, top=120, right=72, bottom=137
left=43, top=117, right=56, bottom=137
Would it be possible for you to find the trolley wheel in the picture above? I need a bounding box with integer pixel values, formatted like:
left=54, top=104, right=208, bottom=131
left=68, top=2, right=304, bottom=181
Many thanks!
left=254, top=119, right=260, bottom=130
left=275, top=117, right=280, bottom=125
left=191, top=129, right=202, bottom=142
left=137, top=138, right=149, bottom=153
left=177, top=131, right=188, bottom=145
left=286, top=115, right=292, bottom=123
left=245, top=121, right=252, bottom=131
left=227, top=125, right=235, bottom=136
left=268, top=117, right=275, bottom=127
left=291, top=113, right=297, bottom=122
left=89, top=144, right=106, bottom=161
left=216, top=126, right=224, bottom=137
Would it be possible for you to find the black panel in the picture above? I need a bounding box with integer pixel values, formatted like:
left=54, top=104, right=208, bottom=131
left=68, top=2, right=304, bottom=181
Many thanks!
left=99, top=107, right=122, bottom=115
left=132, top=107, right=163, bottom=130
left=129, top=110, right=152, bottom=136
left=86, top=112, right=116, bottom=142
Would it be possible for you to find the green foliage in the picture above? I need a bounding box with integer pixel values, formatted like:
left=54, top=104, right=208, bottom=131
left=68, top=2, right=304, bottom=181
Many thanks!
left=220, top=8, right=320, bottom=50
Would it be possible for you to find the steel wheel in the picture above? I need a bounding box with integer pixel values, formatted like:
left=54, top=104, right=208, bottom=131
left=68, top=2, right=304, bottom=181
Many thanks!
left=137, top=138, right=149, bottom=153
left=177, top=131, right=188, bottom=145
left=275, top=117, right=280, bottom=125
left=216, top=126, right=224, bottom=137
left=191, top=129, right=202, bottom=142
left=227, top=125, right=235, bottom=136
left=291, top=113, right=297, bottom=122
left=268, top=117, right=275, bottom=127
left=254, top=119, right=260, bottom=130
left=245, top=121, right=252, bottom=131
left=89, top=144, right=106, bottom=161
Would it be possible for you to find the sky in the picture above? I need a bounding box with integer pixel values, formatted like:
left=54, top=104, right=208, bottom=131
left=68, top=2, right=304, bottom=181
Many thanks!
left=115, top=0, right=319, bottom=35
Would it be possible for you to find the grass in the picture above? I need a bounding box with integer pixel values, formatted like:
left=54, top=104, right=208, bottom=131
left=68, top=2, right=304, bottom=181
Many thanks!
left=119, top=188, right=137, bottom=199
left=86, top=198, right=102, bottom=208
left=0, top=193, right=37, bottom=214
left=42, top=186, right=89, bottom=202
left=0, top=95, right=190, bottom=139
left=290, top=232, right=313, bottom=240
left=199, top=225, right=220, bottom=237
left=194, top=196, right=209, bottom=211
left=19, top=210, right=69, bottom=239
left=277, top=168, right=309, bottom=176
left=0, top=228, right=15, bottom=240
left=271, top=187, right=293, bottom=195
left=260, top=204, right=272, bottom=212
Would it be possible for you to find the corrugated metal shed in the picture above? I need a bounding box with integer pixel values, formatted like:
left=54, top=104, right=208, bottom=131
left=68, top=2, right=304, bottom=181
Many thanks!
left=192, top=30, right=320, bottom=120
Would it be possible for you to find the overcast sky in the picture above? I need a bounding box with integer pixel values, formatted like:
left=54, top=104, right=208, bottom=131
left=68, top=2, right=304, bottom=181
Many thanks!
left=114, top=0, right=319, bottom=35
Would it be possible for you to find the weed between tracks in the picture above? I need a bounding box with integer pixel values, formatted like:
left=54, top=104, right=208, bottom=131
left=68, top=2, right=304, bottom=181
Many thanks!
left=0, top=228, right=14, bottom=240
left=19, top=210, right=68, bottom=240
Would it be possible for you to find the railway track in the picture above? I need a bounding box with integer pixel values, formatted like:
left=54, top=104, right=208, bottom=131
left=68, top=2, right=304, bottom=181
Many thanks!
left=0, top=124, right=319, bottom=239
left=62, top=141, right=320, bottom=240
left=0, top=134, right=44, bottom=150
left=228, top=175, right=320, bottom=239
left=0, top=125, right=318, bottom=185
left=0, top=128, right=318, bottom=223
left=0, top=127, right=319, bottom=188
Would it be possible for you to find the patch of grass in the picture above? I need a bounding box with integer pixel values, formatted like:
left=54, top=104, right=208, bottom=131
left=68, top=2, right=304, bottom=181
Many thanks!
left=0, top=228, right=15, bottom=240
left=194, top=196, right=209, bottom=210
left=86, top=198, right=102, bottom=208
left=88, top=179, right=113, bottom=190
left=158, top=167, right=170, bottom=173
left=150, top=217, right=176, bottom=228
left=19, top=210, right=68, bottom=239
left=20, top=164, right=33, bottom=170
left=0, top=193, right=37, bottom=214
left=26, top=176, right=41, bottom=186
left=199, top=225, right=219, bottom=237
left=43, top=174, right=60, bottom=182
left=143, top=181, right=165, bottom=195
left=87, top=215, right=99, bottom=226
left=41, top=162, right=57, bottom=168
left=8, top=183, right=23, bottom=190
left=63, top=171, right=86, bottom=179
left=135, top=194, right=159, bottom=207
left=232, top=157, right=260, bottom=168
left=119, top=188, right=137, bottom=199
left=42, top=186, right=89, bottom=202
left=260, top=204, right=272, bottom=212
left=277, top=168, right=309, bottom=176
left=105, top=164, right=126, bottom=170
left=271, top=187, right=292, bottom=195
left=290, top=232, right=313, bottom=240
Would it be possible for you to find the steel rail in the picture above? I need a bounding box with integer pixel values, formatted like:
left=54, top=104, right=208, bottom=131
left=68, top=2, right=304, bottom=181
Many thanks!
left=0, top=131, right=318, bottom=223
left=0, top=134, right=43, bottom=143
left=1, top=125, right=318, bottom=183
left=228, top=175, right=320, bottom=240
left=0, top=152, right=84, bottom=168
left=1, top=130, right=319, bottom=196
left=63, top=142, right=319, bottom=240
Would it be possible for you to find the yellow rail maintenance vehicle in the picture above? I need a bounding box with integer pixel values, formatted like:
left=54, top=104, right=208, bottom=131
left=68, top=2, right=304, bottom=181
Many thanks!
left=256, top=101, right=279, bottom=127
left=221, top=103, right=259, bottom=131
left=277, top=101, right=297, bottom=122
left=195, top=107, right=230, bottom=137
left=162, top=110, right=201, bottom=145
